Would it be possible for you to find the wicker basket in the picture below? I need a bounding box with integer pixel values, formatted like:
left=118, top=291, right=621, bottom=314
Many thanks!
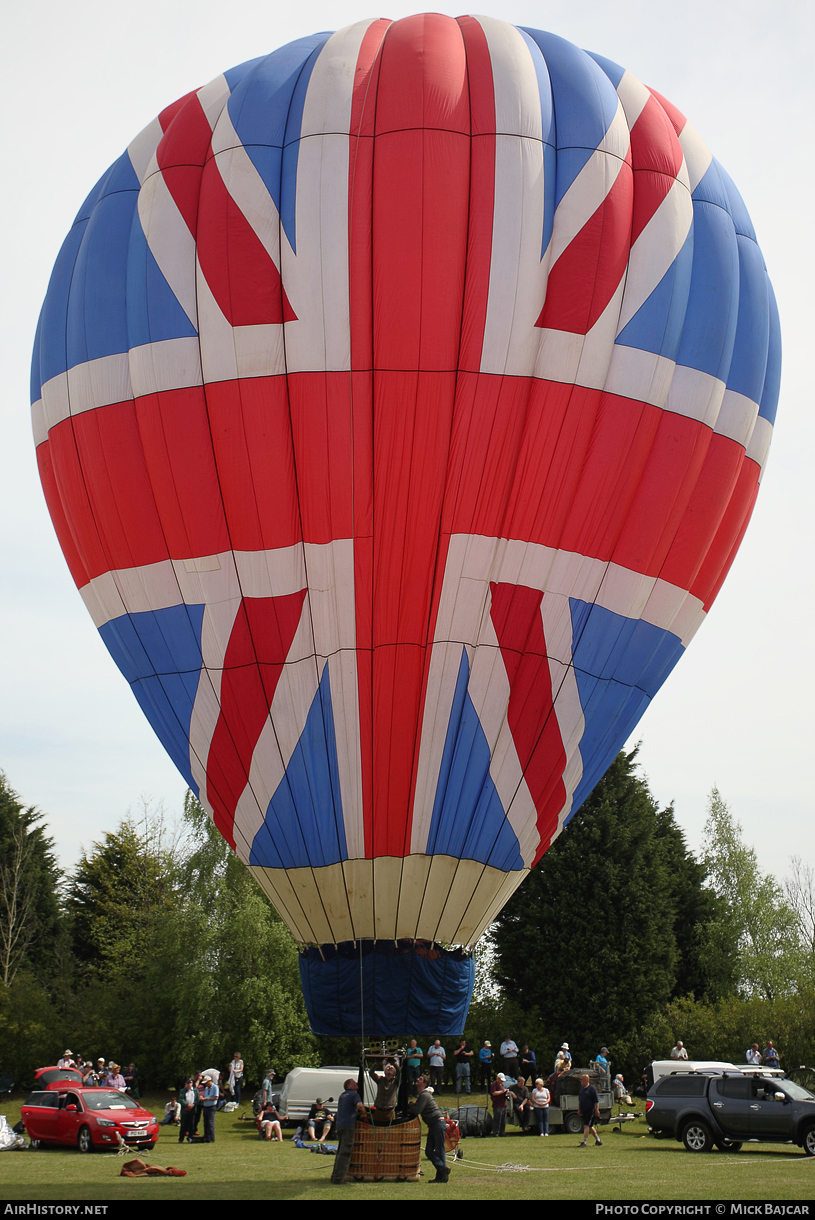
left=342, top=1117, right=423, bottom=1182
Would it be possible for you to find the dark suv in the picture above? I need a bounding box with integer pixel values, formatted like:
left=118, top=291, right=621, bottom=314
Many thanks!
left=646, top=1070, right=815, bottom=1155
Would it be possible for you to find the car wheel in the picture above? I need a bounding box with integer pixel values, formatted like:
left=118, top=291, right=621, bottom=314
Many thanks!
left=802, top=1124, right=815, bottom=1156
left=77, top=1126, right=94, bottom=1154
left=716, top=1139, right=743, bottom=1153
left=682, top=1121, right=713, bottom=1153
left=564, top=1113, right=584, bottom=1135
left=29, top=1139, right=42, bottom=1150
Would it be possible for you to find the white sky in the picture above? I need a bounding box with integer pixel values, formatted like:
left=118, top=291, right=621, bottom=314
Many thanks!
left=2, top=0, right=811, bottom=884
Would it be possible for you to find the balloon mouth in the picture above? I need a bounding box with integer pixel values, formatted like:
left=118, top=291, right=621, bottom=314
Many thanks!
left=298, top=939, right=475, bottom=1037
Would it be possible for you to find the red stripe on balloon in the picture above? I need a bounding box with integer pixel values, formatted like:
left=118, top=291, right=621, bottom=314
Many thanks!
left=536, top=157, right=634, bottom=334
left=628, top=93, right=685, bottom=246
left=206, top=590, right=307, bottom=848
left=489, top=582, right=567, bottom=853
left=646, top=87, right=688, bottom=139
left=135, top=388, right=232, bottom=558
left=158, top=90, right=199, bottom=136
left=694, top=458, right=760, bottom=610
left=197, top=157, right=295, bottom=326
left=456, top=14, right=496, bottom=373
left=348, top=14, right=476, bottom=856
left=36, top=441, right=91, bottom=588
left=156, top=94, right=213, bottom=237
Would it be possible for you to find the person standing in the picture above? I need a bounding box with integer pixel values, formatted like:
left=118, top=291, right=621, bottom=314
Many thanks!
left=409, top=1076, right=449, bottom=1184
left=746, top=1044, right=762, bottom=1066
left=454, top=1039, right=473, bottom=1095
left=479, top=1041, right=494, bottom=1091
left=406, top=1040, right=423, bottom=1091
left=228, top=1052, right=244, bottom=1104
left=577, top=1074, right=602, bottom=1147
left=124, top=1063, right=140, bottom=1098
left=520, top=1046, right=536, bottom=1085
left=179, top=1078, right=197, bottom=1144
left=331, top=1078, right=365, bottom=1185
left=201, top=1074, right=218, bottom=1142
left=532, top=1078, right=550, bottom=1136
left=500, top=1037, right=520, bottom=1078
left=428, top=1041, right=446, bottom=1090
left=670, top=1041, right=688, bottom=1060
left=261, top=1067, right=276, bottom=1106
left=490, top=1073, right=508, bottom=1137
left=594, top=1047, right=610, bottom=1078
left=763, top=1041, right=780, bottom=1068
left=369, top=1061, right=399, bottom=1121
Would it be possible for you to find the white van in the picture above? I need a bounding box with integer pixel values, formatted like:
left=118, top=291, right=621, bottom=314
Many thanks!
left=645, top=1060, right=741, bottom=1089
left=276, top=1067, right=377, bottom=1123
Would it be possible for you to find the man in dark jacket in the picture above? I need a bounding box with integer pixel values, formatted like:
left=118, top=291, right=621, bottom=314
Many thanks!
left=409, top=1076, right=449, bottom=1183
left=330, top=1078, right=365, bottom=1185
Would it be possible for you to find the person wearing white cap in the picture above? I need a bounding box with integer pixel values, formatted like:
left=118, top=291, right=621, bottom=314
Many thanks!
left=201, top=1074, right=219, bottom=1142
left=57, top=1050, right=75, bottom=1069
left=490, top=1073, right=508, bottom=1137
left=555, top=1042, right=572, bottom=1071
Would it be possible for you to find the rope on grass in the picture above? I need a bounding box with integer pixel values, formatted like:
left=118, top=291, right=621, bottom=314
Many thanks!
left=451, top=1158, right=607, bottom=1175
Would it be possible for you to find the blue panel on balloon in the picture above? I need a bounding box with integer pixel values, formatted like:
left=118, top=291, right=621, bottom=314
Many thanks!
left=299, top=940, right=475, bottom=1036
left=126, top=219, right=198, bottom=348
left=67, top=189, right=141, bottom=368
left=250, top=664, right=347, bottom=869
left=228, top=32, right=331, bottom=253
left=615, top=230, right=693, bottom=362
left=99, top=604, right=206, bottom=790
left=521, top=28, right=619, bottom=206
left=426, top=646, right=524, bottom=872
left=567, top=599, right=685, bottom=816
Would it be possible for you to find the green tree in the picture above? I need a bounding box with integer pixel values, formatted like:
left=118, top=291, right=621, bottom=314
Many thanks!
left=784, top=856, right=815, bottom=985
left=0, top=772, right=62, bottom=987
left=143, top=793, right=318, bottom=1087
left=654, top=802, right=737, bottom=1002
left=491, top=750, right=711, bottom=1057
left=66, top=813, right=175, bottom=975
left=701, top=788, right=801, bottom=1001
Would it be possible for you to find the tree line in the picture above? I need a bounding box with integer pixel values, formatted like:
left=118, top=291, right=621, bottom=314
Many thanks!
left=1, top=754, right=814, bottom=1093
left=482, top=750, right=815, bottom=1083
left=0, top=780, right=321, bottom=1090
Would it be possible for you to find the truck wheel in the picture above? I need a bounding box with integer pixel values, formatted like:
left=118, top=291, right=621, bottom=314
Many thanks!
left=716, top=1139, right=743, bottom=1153
left=564, top=1113, right=584, bottom=1135
left=802, top=1124, right=815, bottom=1156
left=681, top=1121, right=713, bottom=1153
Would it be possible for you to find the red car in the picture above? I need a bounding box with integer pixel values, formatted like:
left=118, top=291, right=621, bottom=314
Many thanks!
left=32, top=1067, right=84, bottom=1090
left=21, top=1087, right=159, bottom=1152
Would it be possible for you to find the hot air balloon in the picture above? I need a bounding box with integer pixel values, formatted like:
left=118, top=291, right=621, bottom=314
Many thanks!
left=31, top=15, right=780, bottom=1037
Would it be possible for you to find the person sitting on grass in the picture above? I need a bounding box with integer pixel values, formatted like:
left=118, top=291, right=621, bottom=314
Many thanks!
left=257, top=1100, right=283, bottom=1142
left=305, top=1098, right=335, bottom=1143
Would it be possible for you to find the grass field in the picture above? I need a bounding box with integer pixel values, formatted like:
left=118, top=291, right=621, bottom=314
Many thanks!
left=2, top=1089, right=814, bottom=1202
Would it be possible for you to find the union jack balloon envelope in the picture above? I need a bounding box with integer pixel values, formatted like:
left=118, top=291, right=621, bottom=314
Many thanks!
left=32, top=15, right=780, bottom=1035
